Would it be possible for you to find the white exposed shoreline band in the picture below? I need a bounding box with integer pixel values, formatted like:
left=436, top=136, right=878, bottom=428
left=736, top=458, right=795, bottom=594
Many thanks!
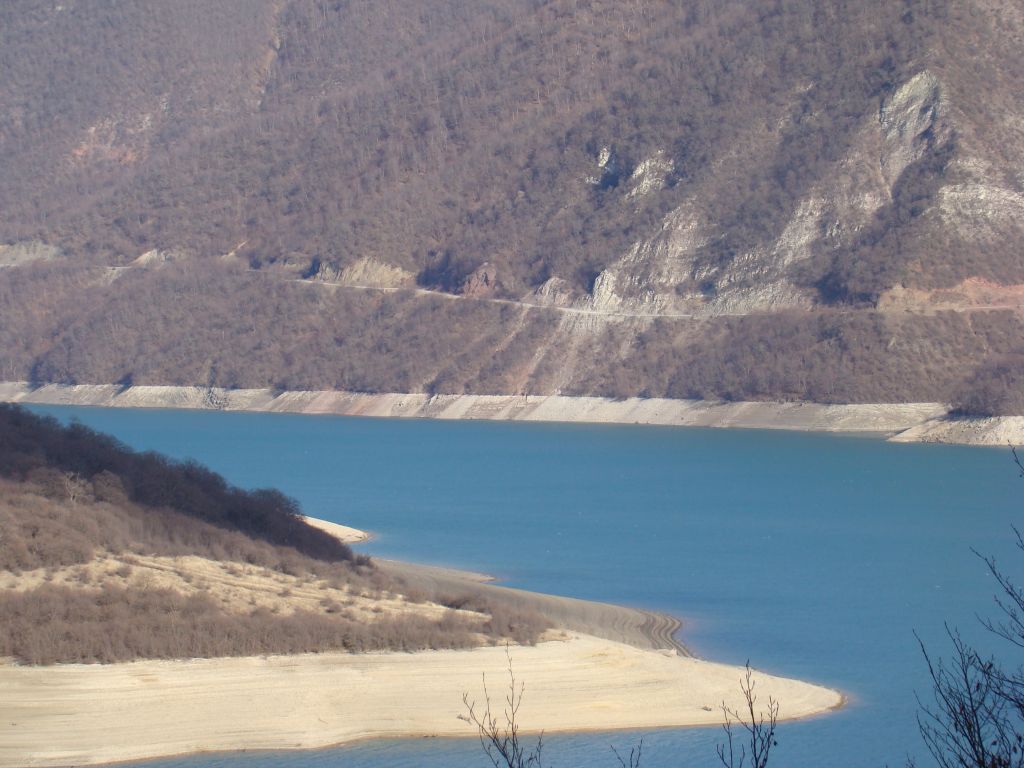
left=1, top=381, right=1020, bottom=445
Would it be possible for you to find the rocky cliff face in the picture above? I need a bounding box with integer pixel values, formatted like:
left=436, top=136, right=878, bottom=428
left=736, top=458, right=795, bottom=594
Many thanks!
left=572, top=67, right=969, bottom=317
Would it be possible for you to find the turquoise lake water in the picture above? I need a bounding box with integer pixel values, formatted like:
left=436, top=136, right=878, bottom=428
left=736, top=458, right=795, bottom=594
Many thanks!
left=27, top=405, right=1024, bottom=767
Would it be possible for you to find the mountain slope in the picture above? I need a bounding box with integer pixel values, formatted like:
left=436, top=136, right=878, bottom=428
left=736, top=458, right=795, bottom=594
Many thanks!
left=1, top=0, right=1021, bottom=412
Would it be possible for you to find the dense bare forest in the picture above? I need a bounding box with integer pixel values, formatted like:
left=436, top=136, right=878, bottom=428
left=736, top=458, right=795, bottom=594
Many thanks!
left=1, top=0, right=1021, bottom=411
left=0, top=406, right=547, bottom=663
left=0, top=403, right=353, bottom=561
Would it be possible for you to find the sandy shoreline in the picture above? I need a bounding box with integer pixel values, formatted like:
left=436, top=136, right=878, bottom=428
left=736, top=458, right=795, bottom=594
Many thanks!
left=303, top=515, right=685, bottom=652
left=2, top=380, right=1019, bottom=445
left=0, top=635, right=842, bottom=768
left=304, top=515, right=685, bottom=652
left=301, top=515, right=370, bottom=544
left=379, top=558, right=686, bottom=653
left=0, top=522, right=843, bottom=768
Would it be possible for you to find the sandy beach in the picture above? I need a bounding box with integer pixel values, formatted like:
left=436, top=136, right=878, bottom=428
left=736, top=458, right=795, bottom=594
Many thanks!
left=0, top=633, right=841, bottom=768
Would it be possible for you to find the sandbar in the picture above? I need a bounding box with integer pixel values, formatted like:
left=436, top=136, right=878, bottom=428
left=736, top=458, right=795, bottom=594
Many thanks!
left=0, top=633, right=841, bottom=768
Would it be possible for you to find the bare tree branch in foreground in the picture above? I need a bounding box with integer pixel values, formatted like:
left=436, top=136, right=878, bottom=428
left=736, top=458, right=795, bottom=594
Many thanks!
left=611, top=739, right=644, bottom=768
left=912, top=447, right=1024, bottom=768
left=915, top=626, right=1023, bottom=768
left=717, top=662, right=779, bottom=768
left=460, top=645, right=545, bottom=768
left=463, top=653, right=783, bottom=767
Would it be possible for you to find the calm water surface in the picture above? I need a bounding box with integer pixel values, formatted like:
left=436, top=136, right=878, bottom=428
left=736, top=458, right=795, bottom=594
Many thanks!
left=29, top=405, right=1023, bottom=767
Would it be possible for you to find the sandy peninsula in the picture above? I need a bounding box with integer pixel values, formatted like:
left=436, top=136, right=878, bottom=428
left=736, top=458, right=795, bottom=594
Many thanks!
left=0, top=633, right=841, bottom=768
left=0, top=521, right=842, bottom=768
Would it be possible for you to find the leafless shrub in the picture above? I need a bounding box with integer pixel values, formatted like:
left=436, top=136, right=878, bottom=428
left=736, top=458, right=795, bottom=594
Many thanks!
left=320, top=598, right=343, bottom=614
left=401, top=585, right=431, bottom=604
left=0, top=572, right=512, bottom=664
left=485, top=605, right=549, bottom=646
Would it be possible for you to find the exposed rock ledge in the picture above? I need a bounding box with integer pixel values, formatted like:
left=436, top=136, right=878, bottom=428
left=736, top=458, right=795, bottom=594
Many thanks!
left=0, top=382, right=1019, bottom=446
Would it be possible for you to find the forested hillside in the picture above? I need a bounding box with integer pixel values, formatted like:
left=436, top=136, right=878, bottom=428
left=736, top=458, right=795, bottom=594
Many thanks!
left=0, top=405, right=546, bottom=663
left=1, top=0, right=1021, bottom=412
